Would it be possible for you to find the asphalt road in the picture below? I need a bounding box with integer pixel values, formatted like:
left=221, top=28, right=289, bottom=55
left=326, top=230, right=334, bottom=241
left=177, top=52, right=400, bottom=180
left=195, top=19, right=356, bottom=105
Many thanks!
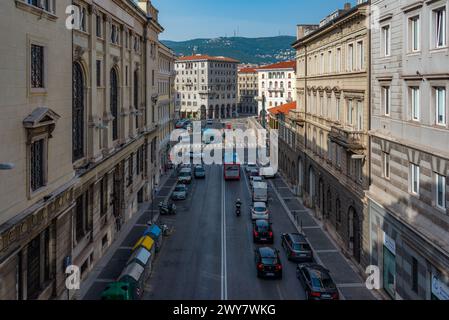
left=144, top=162, right=306, bottom=300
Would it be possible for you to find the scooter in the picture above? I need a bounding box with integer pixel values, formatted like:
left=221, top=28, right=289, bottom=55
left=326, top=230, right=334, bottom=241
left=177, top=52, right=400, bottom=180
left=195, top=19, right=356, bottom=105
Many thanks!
left=235, top=203, right=241, bottom=217
left=159, top=202, right=176, bottom=215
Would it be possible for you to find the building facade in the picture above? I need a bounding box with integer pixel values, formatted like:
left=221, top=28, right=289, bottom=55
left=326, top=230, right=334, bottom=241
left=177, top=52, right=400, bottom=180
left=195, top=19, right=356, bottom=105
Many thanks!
left=257, top=61, right=297, bottom=113
left=0, top=0, right=167, bottom=300
left=156, top=44, right=176, bottom=177
left=174, top=54, right=239, bottom=120
left=291, top=1, right=371, bottom=267
left=238, top=67, right=258, bottom=115
left=369, top=0, right=449, bottom=300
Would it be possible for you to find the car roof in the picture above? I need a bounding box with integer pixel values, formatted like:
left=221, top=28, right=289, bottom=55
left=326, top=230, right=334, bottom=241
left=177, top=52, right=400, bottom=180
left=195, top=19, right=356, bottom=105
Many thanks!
left=175, top=184, right=186, bottom=188
left=258, top=247, right=276, bottom=257
left=287, top=233, right=307, bottom=243
left=253, top=202, right=266, bottom=207
left=300, top=263, right=329, bottom=273
left=180, top=168, right=192, bottom=172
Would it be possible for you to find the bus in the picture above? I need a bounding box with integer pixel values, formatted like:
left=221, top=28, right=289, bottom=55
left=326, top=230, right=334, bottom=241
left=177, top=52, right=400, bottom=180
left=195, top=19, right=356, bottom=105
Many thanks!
left=224, top=152, right=241, bottom=181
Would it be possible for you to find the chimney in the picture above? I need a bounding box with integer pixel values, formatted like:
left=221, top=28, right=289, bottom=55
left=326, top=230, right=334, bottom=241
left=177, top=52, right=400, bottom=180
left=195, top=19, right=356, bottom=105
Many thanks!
left=344, top=2, right=351, bottom=11
left=297, top=25, right=305, bottom=40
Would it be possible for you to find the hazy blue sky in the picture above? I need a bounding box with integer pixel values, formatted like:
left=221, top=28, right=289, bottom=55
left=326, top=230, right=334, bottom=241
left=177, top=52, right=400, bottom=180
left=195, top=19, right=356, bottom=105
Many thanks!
left=152, top=0, right=356, bottom=41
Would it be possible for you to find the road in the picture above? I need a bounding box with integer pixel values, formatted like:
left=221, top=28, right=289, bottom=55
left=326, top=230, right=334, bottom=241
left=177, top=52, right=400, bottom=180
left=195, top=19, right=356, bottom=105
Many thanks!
left=144, top=162, right=306, bottom=300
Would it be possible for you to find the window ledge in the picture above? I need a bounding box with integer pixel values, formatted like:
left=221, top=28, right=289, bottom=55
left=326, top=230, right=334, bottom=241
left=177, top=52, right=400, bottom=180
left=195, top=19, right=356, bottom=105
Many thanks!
left=15, top=0, right=57, bottom=21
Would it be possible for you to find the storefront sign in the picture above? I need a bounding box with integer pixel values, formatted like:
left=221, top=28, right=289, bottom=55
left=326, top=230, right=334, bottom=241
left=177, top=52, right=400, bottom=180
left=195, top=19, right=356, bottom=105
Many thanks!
left=432, top=275, right=449, bottom=300
left=383, top=232, right=396, bottom=255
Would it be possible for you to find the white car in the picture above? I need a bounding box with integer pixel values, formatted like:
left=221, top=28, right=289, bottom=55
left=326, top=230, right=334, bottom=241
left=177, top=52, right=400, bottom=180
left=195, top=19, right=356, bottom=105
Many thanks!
left=250, top=176, right=264, bottom=188
left=260, top=167, right=276, bottom=179
left=251, top=202, right=269, bottom=220
left=245, top=163, right=258, bottom=174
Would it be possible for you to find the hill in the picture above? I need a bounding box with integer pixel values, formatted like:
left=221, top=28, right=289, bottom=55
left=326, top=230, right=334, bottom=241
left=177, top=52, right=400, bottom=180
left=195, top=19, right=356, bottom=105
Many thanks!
left=161, top=36, right=296, bottom=65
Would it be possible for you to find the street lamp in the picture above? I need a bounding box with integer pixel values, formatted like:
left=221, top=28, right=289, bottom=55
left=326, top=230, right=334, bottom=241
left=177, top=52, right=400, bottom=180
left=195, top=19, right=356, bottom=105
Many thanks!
left=256, top=94, right=267, bottom=129
left=0, top=163, right=15, bottom=170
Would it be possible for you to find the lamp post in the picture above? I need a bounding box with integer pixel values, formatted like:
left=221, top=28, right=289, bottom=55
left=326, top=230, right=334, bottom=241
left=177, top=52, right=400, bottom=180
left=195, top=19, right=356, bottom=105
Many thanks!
left=256, top=94, right=267, bottom=129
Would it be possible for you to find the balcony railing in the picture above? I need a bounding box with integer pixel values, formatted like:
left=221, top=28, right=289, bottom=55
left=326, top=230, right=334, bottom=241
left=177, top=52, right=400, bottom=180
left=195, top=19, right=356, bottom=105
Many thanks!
left=267, top=87, right=285, bottom=93
left=329, top=125, right=366, bottom=153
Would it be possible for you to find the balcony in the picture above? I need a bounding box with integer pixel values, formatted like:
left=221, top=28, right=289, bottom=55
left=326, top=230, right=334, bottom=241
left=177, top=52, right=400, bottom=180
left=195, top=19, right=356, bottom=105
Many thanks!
left=288, top=110, right=305, bottom=126
left=329, top=125, right=366, bottom=153
left=267, top=87, right=285, bottom=93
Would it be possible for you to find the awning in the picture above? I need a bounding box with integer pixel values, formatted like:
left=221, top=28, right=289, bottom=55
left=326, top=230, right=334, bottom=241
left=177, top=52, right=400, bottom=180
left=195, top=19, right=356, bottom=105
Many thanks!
left=133, top=236, right=155, bottom=252
left=143, top=225, right=162, bottom=240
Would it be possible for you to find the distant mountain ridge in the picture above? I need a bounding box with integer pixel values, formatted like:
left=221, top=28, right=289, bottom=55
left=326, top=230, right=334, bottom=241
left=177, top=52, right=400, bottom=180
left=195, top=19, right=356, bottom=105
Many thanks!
left=161, top=36, right=296, bottom=65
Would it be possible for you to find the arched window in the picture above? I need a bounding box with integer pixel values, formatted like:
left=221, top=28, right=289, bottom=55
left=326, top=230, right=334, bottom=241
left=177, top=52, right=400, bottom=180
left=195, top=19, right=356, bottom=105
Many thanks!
left=110, top=68, right=119, bottom=141
left=73, top=62, right=84, bottom=161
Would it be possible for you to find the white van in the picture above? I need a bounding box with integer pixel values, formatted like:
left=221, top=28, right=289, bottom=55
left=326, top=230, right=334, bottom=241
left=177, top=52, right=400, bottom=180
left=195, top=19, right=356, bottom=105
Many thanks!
left=253, top=181, right=268, bottom=202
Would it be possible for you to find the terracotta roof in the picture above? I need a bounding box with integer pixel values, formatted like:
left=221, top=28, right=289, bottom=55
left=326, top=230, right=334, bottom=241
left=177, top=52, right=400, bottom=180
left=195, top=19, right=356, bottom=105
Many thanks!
left=267, top=101, right=296, bottom=115
left=177, top=54, right=239, bottom=63
left=238, top=67, right=258, bottom=73
left=256, top=60, right=296, bottom=71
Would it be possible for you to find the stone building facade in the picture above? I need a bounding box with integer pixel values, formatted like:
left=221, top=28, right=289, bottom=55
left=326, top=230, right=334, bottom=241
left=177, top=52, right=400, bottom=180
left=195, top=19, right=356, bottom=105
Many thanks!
left=174, top=54, right=239, bottom=120
left=291, top=1, right=371, bottom=267
left=0, top=0, right=168, bottom=300
left=369, top=0, right=449, bottom=300
left=237, top=67, right=258, bottom=115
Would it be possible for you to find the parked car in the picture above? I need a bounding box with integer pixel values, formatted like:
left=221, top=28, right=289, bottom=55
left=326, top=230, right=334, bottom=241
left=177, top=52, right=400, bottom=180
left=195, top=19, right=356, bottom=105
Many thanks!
left=253, top=220, right=274, bottom=244
left=249, top=168, right=259, bottom=177
left=178, top=168, right=192, bottom=184
left=250, top=176, right=264, bottom=188
left=250, top=202, right=269, bottom=220
left=254, top=247, right=282, bottom=279
left=194, top=165, right=206, bottom=179
left=296, top=263, right=339, bottom=300
left=281, top=233, right=313, bottom=262
left=175, top=120, right=186, bottom=129
left=171, top=184, right=188, bottom=201
left=259, top=166, right=276, bottom=179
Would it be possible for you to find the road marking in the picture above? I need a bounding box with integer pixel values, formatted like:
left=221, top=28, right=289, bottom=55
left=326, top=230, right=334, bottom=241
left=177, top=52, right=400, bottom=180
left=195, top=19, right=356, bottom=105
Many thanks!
left=314, top=249, right=339, bottom=253
left=337, top=283, right=366, bottom=288
left=221, top=167, right=228, bottom=300
left=301, top=226, right=321, bottom=230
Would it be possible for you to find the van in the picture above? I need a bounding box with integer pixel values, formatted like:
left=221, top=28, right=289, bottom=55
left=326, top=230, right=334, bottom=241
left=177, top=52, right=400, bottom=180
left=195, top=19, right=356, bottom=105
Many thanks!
left=253, top=181, right=268, bottom=202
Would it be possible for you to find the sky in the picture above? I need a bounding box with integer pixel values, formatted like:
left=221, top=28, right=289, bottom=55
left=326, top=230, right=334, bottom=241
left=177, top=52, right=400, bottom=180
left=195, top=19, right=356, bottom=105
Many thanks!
left=152, top=0, right=357, bottom=41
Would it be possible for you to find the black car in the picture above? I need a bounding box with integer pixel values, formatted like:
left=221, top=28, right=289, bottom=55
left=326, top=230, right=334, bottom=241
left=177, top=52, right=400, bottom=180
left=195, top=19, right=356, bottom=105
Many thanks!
left=296, top=263, right=339, bottom=300
left=281, top=233, right=313, bottom=262
left=254, top=247, right=282, bottom=279
left=253, top=220, right=274, bottom=244
left=194, top=165, right=206, bottom=179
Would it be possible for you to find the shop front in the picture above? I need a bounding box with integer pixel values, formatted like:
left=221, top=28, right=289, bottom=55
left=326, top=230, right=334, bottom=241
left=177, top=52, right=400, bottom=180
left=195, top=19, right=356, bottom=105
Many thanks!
left=383, top=231, right=396, bottom=299
left=431, top=274, right=449, bottom=300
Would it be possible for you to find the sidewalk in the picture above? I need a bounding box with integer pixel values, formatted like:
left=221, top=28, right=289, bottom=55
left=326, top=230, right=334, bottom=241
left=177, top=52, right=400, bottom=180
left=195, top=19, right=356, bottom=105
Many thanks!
left=269, top=172, right=380, bottom=300
left=78, top=169, right=178, bottom=300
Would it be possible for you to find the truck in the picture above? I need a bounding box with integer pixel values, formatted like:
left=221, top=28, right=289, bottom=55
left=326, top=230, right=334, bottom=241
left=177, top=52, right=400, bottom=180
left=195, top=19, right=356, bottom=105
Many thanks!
left=252, top=181, right=268, bottom=202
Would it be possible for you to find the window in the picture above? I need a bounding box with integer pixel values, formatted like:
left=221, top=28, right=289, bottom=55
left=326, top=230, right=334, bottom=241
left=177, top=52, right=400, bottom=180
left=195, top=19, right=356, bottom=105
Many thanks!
left=110, top=68, right=119, bottom=140
left=347, top=99, right=353, bottom=125
left=435, top=7, right=446, bottom=48
left=31, top=44, right=44, bottom=89
left=96, top=60, right=101, bottom=87
left=75, top=192, right=89, bottom=242
left=411, top=87, right=420, bottom=121
left=383, top=152, right=390, bottom=179
left=357, top=41, right=364, bottom=70
left=100, top=176, right=108, bottom=217
left=382, top=86, right=391, bottom=116
left=328, top=50, right=333, bottom=73
left=409, top=16, right=420, bottom=52
left=382, top=25, right=391, bottom=56
left=96, top=14, right=102, bottom=38
left=73, top=62, right=85, bottom=161
left=336, top=48, right=341, bottom=72
left=27, top=0, right=53, bottom=13
left=410, top=163, right=420, bottom=195
left=30, top=139, right=45, bottom=191
left=412, top=257, right=418, bottom=294
left=348, top=44, right=354, bottom=71
left=436, top=173, right=446, bottom=209
left=128, top=154, right=134, bottom=187
left=436, top=87, right=446, bottom=125
left=336, top=98, right=341, bottom=121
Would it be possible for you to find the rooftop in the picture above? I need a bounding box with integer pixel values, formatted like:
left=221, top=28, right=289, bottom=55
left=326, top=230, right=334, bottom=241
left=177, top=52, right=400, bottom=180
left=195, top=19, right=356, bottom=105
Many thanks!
left=267, top=101, right=296, bottom=115
left=256, top=60, right=296, bottom=71
left=238, top=67, right=258, bottom=73
left=177, top=54, right=239, bottom=63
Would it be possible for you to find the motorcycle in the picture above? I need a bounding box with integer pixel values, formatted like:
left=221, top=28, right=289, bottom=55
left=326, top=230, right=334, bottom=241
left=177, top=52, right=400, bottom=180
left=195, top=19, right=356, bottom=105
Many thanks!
left=235, top=203, right=242, bottom=217
left=159, top=202, right=176, bottom=215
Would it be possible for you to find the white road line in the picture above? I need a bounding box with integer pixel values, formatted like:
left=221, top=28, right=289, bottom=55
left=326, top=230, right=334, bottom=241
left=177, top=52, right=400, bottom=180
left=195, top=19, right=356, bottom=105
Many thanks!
left=301, top=226, right=322, bottom=230
left=314, top=249, right=340, bottom=253
left=337, top=283, right=366, bottom=288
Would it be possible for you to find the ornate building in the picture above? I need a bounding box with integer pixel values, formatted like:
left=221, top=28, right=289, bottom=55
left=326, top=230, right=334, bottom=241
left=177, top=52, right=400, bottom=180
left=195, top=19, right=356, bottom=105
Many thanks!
left=238, top=67, right=258, bottom=115
left=175, top=54, right=239, bottom=119
left=291, top=1, right=370, bottom=267
left=0, top=0, right=168, bottom=300
left=369, top=0, right=449, bottom=300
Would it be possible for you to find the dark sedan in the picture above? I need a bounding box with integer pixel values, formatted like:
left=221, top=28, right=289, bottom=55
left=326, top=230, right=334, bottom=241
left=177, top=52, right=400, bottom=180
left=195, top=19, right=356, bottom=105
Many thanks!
left=296, top=263, right=339, bottom=300
left=281, top=233, right=313, bottom=262
left=253, top=220, right=274, bottom=244
left=254, top=247, right=282, bottom=279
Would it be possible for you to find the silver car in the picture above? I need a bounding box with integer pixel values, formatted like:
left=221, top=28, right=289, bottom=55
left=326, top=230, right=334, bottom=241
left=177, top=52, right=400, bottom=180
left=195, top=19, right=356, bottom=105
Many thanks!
left=172, top=184, right=188, bottom=200
left=178, top=168, right=192, bottom=184
left=251, top=202, right=269, bottom=220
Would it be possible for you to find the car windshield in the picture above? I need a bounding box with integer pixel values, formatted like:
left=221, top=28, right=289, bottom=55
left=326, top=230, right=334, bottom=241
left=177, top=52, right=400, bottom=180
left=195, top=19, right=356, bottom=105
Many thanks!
left=195, top=167, right=204, bottom=172
left=257, top=225, right=269, bottom=232
left=261, top=257, right=278, bottom=265
left=254, top=206, right=266, bottom=212
left=174, top=186, right=185, bottom=192
left=179, top=171, right=190, bottom=177
left=292, top=243, right=311, bottom=251
left=310, top=271, right=335, bottom=290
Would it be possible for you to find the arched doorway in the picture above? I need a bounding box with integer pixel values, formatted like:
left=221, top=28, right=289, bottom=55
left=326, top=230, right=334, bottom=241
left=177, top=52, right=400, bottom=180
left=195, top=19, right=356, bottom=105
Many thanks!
left=200, top=105, right=207, bottom=120
left=72, top=62, right=85, bottom=161
left=221, top=105, right=226, bottom=118
left=208, top=105, right=214, bottom=119
left=215, top=105, right=220, bottom=119
left=110, top=68, right=119, bottom=141
left=348, top=207, right=361, bottom=262
left=226, top=104, right=231, bottom=118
